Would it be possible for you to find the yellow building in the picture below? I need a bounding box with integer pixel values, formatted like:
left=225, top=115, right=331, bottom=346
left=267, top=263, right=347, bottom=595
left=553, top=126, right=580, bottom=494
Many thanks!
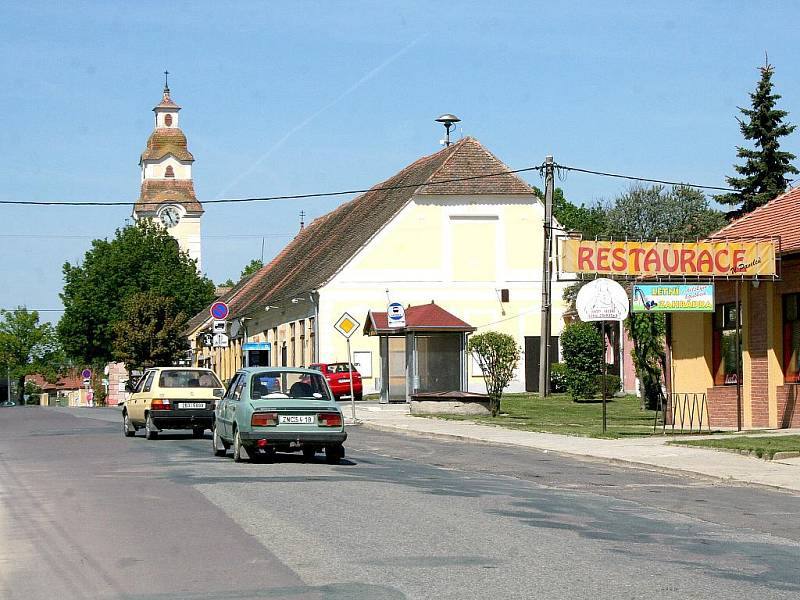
left=187, top=137, right=568, bottom=395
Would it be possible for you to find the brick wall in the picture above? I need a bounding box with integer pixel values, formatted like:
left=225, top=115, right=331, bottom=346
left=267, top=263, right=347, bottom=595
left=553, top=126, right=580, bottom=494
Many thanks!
left=706, top=385, right=740, bottom=428
left=776, top=384, right=800, bottom=428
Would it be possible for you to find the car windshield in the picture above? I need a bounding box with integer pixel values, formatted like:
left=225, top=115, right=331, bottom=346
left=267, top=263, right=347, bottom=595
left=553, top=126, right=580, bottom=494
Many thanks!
left=250, top=370, right=331, bottom=400
left=158, top=370, right=222, bottom=388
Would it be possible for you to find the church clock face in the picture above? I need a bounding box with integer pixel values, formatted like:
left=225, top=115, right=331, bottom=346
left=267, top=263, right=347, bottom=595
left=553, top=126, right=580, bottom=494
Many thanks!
left=159, top=205, right=182, bottom=228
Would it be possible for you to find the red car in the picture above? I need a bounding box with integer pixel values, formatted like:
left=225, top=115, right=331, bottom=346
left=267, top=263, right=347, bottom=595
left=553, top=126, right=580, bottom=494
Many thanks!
left=309, top=363, right=363, bottom=401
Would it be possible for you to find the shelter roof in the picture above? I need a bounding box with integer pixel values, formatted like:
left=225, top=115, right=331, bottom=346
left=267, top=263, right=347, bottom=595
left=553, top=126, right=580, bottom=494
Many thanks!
left=364, top=302, right=475, bottom=335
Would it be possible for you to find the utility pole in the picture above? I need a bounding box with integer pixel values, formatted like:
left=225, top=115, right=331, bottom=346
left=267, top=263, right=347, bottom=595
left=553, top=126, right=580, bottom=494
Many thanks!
left=6, top=365, right=11, bottom=406
left=538, top=156, right=554, bottom=398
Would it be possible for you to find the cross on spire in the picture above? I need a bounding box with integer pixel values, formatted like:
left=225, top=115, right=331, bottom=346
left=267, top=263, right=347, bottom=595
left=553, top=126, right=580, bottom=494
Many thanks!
left=163, top=70, right=170, bottom=93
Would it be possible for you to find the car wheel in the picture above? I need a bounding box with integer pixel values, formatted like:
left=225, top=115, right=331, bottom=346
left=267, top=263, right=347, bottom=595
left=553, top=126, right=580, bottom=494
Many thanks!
left=302, top=446, right=316, bottom=461
left=325, top=444, right=344, bottom=464
left=233, top=429, right=249, bottom=463
left=123, top=411, right=135, bottom=438
left=145, top=414, right=158, bottom=440
left=192, top=427, right=205, bottom=438
left=212, top=425, right=227, bottom=457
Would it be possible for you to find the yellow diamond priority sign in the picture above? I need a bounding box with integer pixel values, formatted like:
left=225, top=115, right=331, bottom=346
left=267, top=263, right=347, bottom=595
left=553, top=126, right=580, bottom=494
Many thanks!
left=334, top=312, right=360, bottom=338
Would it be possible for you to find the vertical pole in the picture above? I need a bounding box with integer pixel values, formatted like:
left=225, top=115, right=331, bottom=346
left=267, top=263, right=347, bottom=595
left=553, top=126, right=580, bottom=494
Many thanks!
left=6, top=365, right=11, bottom=406
left=347, top=336, right=356, bottom=422
left=735, top=281, right=742, bottom=432
left=538, top=155, right=554, bottom=397
left=602, top=321, right=608, bottom=433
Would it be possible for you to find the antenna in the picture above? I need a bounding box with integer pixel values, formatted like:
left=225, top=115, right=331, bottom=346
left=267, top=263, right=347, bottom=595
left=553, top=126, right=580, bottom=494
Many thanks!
left=435, top=114, right=461, bottom=147
left=300, top=210, right=305, bottom=230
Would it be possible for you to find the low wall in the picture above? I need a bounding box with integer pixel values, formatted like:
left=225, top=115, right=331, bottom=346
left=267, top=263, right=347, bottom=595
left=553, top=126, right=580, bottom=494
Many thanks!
left=410, top=391, right=491, bottom=416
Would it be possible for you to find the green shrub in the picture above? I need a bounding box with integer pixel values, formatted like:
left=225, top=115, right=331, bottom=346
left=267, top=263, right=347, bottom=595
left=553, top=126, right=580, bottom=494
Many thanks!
left=550, top=363, right=569, bottom=393
left=596, top=372, right=621, bottom=397
left=561, top=321, right=603, bottom=400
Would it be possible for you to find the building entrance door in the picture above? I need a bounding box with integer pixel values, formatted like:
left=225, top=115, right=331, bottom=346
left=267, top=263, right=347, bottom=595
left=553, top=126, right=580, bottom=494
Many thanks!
left=524, top=336, right=559, bottom=392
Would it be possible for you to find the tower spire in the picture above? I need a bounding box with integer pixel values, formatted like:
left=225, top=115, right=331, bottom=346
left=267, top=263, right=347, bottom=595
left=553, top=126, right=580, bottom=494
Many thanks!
left=163, top=70, right=170, bottom=94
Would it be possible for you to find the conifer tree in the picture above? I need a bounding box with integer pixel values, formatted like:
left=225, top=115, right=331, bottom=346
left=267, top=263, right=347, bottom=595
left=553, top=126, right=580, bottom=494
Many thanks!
left=719, top=60, right=798, bottom=213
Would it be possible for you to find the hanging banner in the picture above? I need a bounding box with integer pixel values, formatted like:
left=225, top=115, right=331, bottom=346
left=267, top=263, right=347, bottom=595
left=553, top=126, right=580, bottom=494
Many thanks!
left=576, top=278, right=629, bottom=322
left=561, top=239, right=776, bottom=278
left=632, top=283, right=715, bottom=313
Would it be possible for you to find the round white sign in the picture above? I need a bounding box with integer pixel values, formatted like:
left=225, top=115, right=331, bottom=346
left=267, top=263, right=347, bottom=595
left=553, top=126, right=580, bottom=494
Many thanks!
left=576, top=278, right=629, bottom=322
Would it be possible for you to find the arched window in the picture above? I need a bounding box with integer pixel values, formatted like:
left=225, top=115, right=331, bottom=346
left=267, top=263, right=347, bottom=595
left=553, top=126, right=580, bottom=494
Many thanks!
left=164, top=113, right=173, bottom=126
left=165, top=165, right=174, bottom=178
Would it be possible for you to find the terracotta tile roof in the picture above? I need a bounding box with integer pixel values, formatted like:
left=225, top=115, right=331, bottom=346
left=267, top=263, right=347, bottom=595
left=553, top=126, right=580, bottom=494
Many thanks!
left=205, top=137, right=535, bottom=320
left=135, top=179, right=203, bottom=214
left=711, top=185, right=800, bottom=253
left=184, top=273, right=256, bottom=335
left=26, top=372, right=83, bottom=392
left=365, top=302, right=475, bottom=334
left=418, top=138, right=534, bottom=195
left=140, top=128, right=194, bottom=163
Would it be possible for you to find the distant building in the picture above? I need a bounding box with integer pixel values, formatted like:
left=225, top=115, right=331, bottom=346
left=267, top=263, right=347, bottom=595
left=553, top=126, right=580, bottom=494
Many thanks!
left=132, top=80, right=203, bottom=270
left=186, top=137, right=570, bottom=397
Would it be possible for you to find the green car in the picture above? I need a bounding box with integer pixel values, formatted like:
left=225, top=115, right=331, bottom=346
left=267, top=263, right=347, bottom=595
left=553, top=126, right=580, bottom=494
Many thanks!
left=212, top=367, right=347, bottom=463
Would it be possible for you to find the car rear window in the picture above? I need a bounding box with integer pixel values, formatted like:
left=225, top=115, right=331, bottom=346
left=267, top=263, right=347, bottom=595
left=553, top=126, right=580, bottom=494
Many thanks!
left=158, top=370, right=222, bottom=389
left=328, top=363, right=356, bottom=373
left=250, top=370, right=331, bottom=400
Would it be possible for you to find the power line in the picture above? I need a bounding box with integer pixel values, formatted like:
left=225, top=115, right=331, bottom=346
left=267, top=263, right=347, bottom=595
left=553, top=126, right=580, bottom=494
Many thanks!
left=0, top=166, right=544, bottom=207
left=555, top=164, right=736, bottom=192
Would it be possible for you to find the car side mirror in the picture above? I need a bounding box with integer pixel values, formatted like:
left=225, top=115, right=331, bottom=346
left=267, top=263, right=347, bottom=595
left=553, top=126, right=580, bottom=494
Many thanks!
left=213, top=388, right=224, bottom=398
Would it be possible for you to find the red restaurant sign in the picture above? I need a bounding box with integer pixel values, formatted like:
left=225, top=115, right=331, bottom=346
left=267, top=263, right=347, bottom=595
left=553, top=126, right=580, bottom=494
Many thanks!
left=561, top=239, right=777, bottom=278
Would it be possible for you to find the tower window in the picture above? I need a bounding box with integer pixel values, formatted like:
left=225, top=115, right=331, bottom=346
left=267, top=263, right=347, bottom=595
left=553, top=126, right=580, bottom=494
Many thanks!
left=164, top=113, right=173, bottom=126
left=165, top=165, right=175, bottom=178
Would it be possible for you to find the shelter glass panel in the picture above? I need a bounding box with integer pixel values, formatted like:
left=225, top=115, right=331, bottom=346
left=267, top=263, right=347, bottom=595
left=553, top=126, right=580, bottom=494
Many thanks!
left=416, top=334, right=461, bottom=393
left=388, top=337, right=406, bottom=401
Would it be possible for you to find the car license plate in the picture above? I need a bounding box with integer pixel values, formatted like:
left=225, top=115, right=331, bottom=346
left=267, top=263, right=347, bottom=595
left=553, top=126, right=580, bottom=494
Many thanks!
left=179, top=402, right=206, bottom=409
left=338, top=378, right=350, bottom=383
left=278, top=415, right=314, bottom=424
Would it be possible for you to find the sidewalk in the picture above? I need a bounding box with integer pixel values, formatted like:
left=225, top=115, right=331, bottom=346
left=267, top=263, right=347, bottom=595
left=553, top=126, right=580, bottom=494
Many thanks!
left=342, top=402, right=800, bottom=493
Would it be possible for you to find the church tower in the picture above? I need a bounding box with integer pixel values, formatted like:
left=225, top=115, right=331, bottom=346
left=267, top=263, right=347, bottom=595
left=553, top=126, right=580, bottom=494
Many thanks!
left=133, top=75, right=203, bottom=270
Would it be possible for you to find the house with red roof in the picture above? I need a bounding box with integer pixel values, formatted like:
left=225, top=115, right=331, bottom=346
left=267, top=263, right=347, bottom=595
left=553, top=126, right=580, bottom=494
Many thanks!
left=670, top=186, right=800, bottom=428
left=185, top=137, right=572, bottom=397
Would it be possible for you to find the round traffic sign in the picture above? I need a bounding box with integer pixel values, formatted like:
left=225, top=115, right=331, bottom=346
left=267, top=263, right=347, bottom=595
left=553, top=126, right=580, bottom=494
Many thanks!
left=210, top=301, right=229, bottom=320
left=81, top=368, right=92, bottom=379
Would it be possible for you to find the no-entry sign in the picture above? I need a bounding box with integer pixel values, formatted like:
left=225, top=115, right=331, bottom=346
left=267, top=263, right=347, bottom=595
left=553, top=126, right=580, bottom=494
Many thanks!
left=210, top=301, right=229, bottom=320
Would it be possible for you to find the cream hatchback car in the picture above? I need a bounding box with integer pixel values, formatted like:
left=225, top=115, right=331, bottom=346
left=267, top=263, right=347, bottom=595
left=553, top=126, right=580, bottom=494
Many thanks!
left=122, top=367, right=224, bottom=440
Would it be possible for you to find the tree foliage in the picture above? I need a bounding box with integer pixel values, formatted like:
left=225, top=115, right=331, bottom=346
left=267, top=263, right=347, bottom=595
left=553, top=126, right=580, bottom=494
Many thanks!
left=560, top=321, right=603, bottom=401
left=718, top=62, right=798, bottom=213
left=240, top=259, right=264, bottom=279
left=0, top=308, right=63, bottom=404
left=535, top=186, right=608, bottom=239
left=467, top=331, right=520, bottom=417
left=112, top=292, right=190, bottom=371
left=606, top=185, right=727, bottom=241
left=625, top=312, right=667, bottom=410
left=58, top=221, right=215, bottom=364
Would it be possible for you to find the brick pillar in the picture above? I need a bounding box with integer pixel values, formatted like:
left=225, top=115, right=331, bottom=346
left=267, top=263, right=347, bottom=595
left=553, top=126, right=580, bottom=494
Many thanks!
left=748, top=284, right=770, bottom=427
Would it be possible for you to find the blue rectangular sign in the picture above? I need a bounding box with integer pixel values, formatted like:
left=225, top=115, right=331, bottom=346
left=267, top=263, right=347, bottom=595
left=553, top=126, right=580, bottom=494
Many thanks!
left=243, top=342, right=271, bottom=351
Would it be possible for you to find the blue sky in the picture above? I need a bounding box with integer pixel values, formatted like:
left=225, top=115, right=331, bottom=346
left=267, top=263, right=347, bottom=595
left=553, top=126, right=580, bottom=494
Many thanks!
left=2, top=1, right=800, bottom=320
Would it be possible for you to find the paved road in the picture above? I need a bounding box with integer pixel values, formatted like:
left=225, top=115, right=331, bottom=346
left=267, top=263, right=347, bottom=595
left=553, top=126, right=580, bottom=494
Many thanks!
left=1, top=407, right=798, bottom=600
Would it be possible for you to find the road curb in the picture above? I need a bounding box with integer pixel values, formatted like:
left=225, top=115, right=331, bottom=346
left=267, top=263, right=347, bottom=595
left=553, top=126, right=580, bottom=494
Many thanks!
left=358, top=420, right=800, bottom=493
